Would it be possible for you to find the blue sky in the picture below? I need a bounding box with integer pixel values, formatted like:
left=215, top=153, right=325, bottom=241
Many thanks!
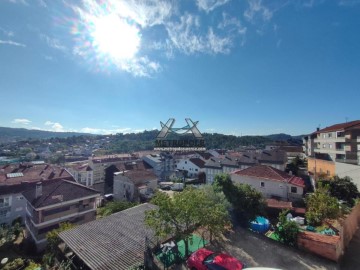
left=0, top=0, right=359, bottom=136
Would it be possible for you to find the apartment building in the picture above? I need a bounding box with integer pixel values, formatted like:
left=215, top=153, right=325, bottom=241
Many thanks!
left=23, top=179, right=100, bottom=251
left=142, top=153, right=176, bottom=181
left=0, top=162, right=74, bottom=226
left=88, top=154, right=138, bottom=183
left=304, top=120, right=360, bottom=185
left=66, top=162, right=93, bottom=187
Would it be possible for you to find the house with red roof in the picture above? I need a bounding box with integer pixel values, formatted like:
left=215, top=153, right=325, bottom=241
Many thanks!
left=231, top=165, right=305, bottom=202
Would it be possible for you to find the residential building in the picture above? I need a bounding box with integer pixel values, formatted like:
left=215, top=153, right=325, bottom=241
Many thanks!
left=304, top=120, right=360, bottom=186
left=176, top=158, right=206, bottom=178
left=0, top=162, right=74, bottom=226
left=142, top=152, right=176, bottom=181
left=113, top=168, right=157, bottom=202
left=66, top=162, right=93, bottom=187
left=59, top=203, right=157, bottom=270
left=104, top=160, right=153, bottom=194
left=88, top=154, right=138, bottom=183
left=23, top=179, right=100, bottom=251
left=205, top=150, right=287, bottom=184
left=231, top=165, right=305, bottom=202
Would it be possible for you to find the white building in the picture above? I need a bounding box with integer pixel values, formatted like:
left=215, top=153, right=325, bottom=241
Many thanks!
left=176, top=158, right=205, bottom=178
left=231, top=165, right=305, bottom=202
left=66, top=163, right=94, bottom=187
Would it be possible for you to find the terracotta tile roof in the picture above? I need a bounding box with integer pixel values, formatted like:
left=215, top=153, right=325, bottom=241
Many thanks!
left=117, top=170, right=157, bottom=185
left=91, top=154, right=138, bottom=164
left=189, top=158, right=205, bottom=168
left=232, top=165, right=305, bottom=187
left=59, top=203, right=157, bottom=270
left=0, top=163, right=73, bottom=186
left=314, top=120, right=360, bottom=133
left=23, top=179, right=100, bottom=208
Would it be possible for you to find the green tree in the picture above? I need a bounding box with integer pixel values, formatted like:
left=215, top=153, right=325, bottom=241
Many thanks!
left=214, top=174, right=266, bottom=227
left=97, top=201, right=138, bottom=217
left=305, top=186, right=340, bottom=226
left=145, top=187, right=230, bottom=256
left=275, top=210, right=299, bottom=246
left=329, top=176, right=359, bottom=207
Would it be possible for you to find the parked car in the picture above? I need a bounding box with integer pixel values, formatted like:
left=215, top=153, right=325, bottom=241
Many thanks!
left=186, top=248, right=244, bottom=270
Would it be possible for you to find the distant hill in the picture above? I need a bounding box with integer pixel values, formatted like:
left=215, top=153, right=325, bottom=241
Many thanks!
left=265, top=133, right=304, bottom=146
left=0, top=127, right=95, bottom=143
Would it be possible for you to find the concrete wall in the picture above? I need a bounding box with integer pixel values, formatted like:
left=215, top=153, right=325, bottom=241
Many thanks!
left=335, top=162, right=360, bottom=188
left=176, top=159, right=203, bottom=177
left=339, top=203, right=360, bottom=251
left=308, top=158, right=336, bottom=178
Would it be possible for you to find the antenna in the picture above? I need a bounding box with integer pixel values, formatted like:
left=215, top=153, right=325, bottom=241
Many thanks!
left=345, top=117, right=348, bottom=123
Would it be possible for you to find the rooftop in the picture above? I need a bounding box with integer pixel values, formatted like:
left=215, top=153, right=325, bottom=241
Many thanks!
left=0, top=163, right=73, bottom=186
left=232, top=165, right=305, bottom=187
left=314, top=120, right=360, bottom=134
left=22, top=179, right=100, bottom=208
left=59, top=203, right=157, bottom=270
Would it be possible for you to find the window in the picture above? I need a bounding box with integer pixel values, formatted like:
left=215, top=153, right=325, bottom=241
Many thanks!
left=260, top=182, right=265, bottom=188
left=17, top=196, right=24, bottom=200
left=329, top=144, right=333, bottom=149
left=279, top=184, right=283, bottom=189
left=323, top=144, right=326, bottom=148
left=291, top=187, right=297, bottom=193
left=328, top=133, right=332, bottom=138
left=0, top=210, right=8, bottom=218
left=0, top=197, right=10, bottom=208
left=323, top=134, right=326, bottom=138
left=195, top=169, right=198, bottom=171
left=185, top=161, right=187, bottom=164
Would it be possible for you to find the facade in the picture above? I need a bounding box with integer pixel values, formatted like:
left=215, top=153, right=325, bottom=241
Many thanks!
left=142, top=153, right=176, bottom=181
left=205, top=150, right=287, bottom=184
left=113, top=169, right=157, bottom=202
left=88, top=154, right=138, bottom=183
left=231, top=165, right=305, bottom=201
left=0, top=162, right=74, bottom=226
left=304, top=120, right=360, bottom=185
left=66, top=162, right=93, bottom=187
left=176, top=158, right=205, bottom=178
left=23, top=179, right=100, bottom=251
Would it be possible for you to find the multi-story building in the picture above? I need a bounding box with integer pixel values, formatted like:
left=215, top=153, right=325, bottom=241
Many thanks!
left=88, top=154, right=138, bottom=183
left=0, top=162, right=74, bottom=226
left=303, top=120, right=360, bottom=185
left=23, top=179, right=100, bottom=251
left=66, top=162, right=94, bottom=187
left=142, top=153, right=176, bottom=181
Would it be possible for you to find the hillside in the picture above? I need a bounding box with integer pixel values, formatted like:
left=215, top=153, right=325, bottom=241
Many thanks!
left=0, top=127, right=94, bottom=143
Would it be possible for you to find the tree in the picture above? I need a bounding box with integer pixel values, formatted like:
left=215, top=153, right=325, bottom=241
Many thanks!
left=145, top=187, right=230, bottom=257
left=285, top=156, right=306, bottom=176
left=97, top=201, right=137, bottom=217
left=305, top=186, right=340, bottom=226
left=213, top=174, right=266, bottom=227
left=329, top=176, right=359, bottom=207
left=275, top=210, right=299, bottom=246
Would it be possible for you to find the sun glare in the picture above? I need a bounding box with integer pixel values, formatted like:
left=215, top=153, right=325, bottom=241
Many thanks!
left=91, top=14, right=140, bottom=61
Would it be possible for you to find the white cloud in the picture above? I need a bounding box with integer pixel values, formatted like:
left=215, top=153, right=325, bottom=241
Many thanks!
left=244, top=0, right=273, bottom=23
left=0, top=39, right=26, bottom=47
left=165, top=13, right=232, bottom=55
left=38, top=0, right=47, bottom=7
left=339, top=0, right=360, bottom=6
left=7, top=0, right=28, bottom=5
left=12, top=118, right=31, bottom=125
left=80, top=127, right=143, bottom=135
left=196, top=0, right=230, bottom=13
left=40, top=34, right=67, bottom=52
left=44, top=121, right=65, bottom=132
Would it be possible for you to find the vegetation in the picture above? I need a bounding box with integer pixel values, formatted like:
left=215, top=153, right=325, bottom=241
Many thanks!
left=305, top=186, right=340, bottom=226
left=275, top=210, right=299, bottom=247
left=145, top=186, right=230, bottom=256
left=2, top=258, right=25, bottom=270
left=285, top=156, right=307, bottom=176
left=44, top=222, right=75, bottom=267
left=319, top=176, right=359, bottom=207
left=97, top=201, right=138, bottom=218
left=213, top=173, right=266, bottom=227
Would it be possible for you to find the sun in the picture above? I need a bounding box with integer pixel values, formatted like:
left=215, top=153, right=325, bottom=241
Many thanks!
left=91, top=14, right=140, bottom=61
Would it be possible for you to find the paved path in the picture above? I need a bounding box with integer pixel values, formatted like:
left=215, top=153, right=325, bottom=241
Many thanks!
left=340, top=228, right=360, bottom=270
left=173, top=227, right=339, bottom=270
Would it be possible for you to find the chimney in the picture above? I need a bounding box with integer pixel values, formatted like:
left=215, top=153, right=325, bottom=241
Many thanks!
left=35, top=182, right=42, bottom=199
left=316, top=127, right=320, bottom=131
left=289, top=170, right=293, bottom=176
